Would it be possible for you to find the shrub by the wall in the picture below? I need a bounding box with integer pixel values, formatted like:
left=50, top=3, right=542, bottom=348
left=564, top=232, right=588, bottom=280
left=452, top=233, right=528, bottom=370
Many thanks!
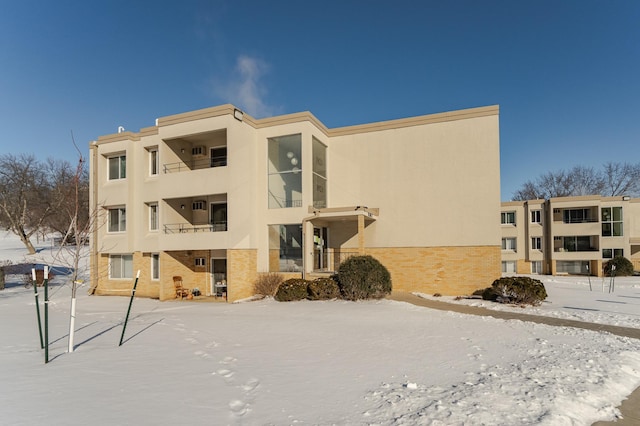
left=307, top=277, right=340, bottom=300
left=253, top=272, right=284, bottom=297
left=604, top=256, right=634, bottom=277
left=484, top=276, right=547, bottom=306
left=274, top=278, right=309, bottom=302
left=337, top=255, right=392, bottom=301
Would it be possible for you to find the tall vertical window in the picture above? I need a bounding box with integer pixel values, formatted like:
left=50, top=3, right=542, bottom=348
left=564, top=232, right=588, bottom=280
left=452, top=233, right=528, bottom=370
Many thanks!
left=110, top=254, right=133, bottom=279
left=501, top=211, right=516, bottom=225
left=531, top=261, right=542, bottom=274
left=151, top=253, right=159, bottom=280
left=531, top=210, right=541, bottom=223
left=268, top=134, right=302, bottom=208
left=312, top=137, right=327, bottom=208
left=149, top=203, right=158, bottom=231
left=149, top=148, right=159, bottom=175
left=269, top=224, right=303, bottom=272
left=108, top=154, right=126, bottom=180
left=601, top=207, right=623, bottom=237
left=108, top=207, right=126, bottom=232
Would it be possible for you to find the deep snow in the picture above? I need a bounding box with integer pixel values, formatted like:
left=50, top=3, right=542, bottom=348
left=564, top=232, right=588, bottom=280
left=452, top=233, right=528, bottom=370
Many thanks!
left=1, top=232, right=639, bottom=425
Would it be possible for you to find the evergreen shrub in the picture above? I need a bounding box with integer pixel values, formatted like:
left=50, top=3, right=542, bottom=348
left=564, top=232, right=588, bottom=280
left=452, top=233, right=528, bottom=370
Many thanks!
left=274, top=278, right=309, bottom=302
left=604, top=256, right=634, bottom=277
left=337, top=255, right=392, bottom=301
left=483, top=276, right=547, bottom=306
left=307, top=277, right=340, bottom=300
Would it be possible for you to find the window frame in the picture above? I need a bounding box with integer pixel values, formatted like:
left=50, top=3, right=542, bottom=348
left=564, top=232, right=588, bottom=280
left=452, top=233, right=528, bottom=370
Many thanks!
left=108, top=154, right=126, bottom=180
left=501, top=237, right=517, bottom=252
left=531, top=237, right=542, bottom=250
left=149, top=148, right=159, bottom=176
left=109, top=254, right=133, bottom=279
left=501, top=211, right=516, bottom=225
left=151, top=253, right=160, bottom=280
left=530, top=210, right=541, bottom=224
left=149, top=203, right=158, bottom=231
left=108, top=207, right=126, bottom=233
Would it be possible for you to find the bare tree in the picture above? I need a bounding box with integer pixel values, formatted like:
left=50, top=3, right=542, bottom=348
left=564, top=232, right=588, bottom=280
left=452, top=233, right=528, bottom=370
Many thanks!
left=512, top=162, right=640, bottom=201
left=0, top=154, right=62, bottom=254
left=602, top=162, right=640, bottom=196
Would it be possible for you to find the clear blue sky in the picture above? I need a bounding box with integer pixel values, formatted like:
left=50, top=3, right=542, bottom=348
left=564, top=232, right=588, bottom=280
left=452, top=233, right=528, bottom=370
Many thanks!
left=1, top=1, right=638, bottom=201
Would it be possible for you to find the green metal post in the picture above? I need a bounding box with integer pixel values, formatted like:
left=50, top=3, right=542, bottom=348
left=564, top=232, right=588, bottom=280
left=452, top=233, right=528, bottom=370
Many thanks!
left=32, top=269, right=44, bottom=349
left=119, top=270, right=140, bottom=346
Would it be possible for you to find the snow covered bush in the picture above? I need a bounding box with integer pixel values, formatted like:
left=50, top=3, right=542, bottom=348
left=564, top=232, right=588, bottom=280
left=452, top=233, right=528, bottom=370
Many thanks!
left=337, top=255, right=392, bottom=301
left=604, top=256, right=634, bottom=276
left=307, top=277, right=340, bottom=300
left=253, top=272, right=284, bottom=297
left=274, top=278, right=309, bottom=302
left=484, top=276, right=547, bottom=306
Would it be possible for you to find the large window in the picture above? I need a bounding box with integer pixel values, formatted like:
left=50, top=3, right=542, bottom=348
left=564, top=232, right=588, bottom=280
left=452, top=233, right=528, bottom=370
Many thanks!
left=602, top=207, right=623, bottom=237
left=268, top=134, right=302, bottom=209
left=312, top=137, right=327, bottom=209
left=108, top=154, right=126, bottom=180
left=563, top=208, right=593, bottom=223
left=149, top=203, right=158, bottom=231
left=108, top=207, right=126, bottom=232
left=110, top=254, right=133, bottom=279
left=501, top=237, right=516, bottom=251
left=269, top=224, right=303, bottom=272
left=556, top=260, right=589, bottom=274
left=502, top=261, right=516, bottom=273
left=531, top=261, right=542, bottom=274
left=210, top=203, right=227, bottom=231
left=555, top=235, right=595, bottom=252
left=501, top=211, right=516, bottom=225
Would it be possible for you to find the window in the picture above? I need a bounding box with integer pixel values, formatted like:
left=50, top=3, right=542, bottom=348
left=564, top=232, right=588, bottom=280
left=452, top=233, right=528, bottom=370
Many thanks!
left=192, top=200, right=206, bottom=210
left=555, top=235, right=595, bottom=252
left=151, top=253, right=159, bottom=280
left=556, top=260, right=589, bottom=274
left=268, top=134, right=302, bottom=209
left=149, top=203, right=158, bottom=231
left=531, top=210, right=541, bottom=224
left=210, top=146, right=227, bottom=167
left=108, top=154, right=126, bottom=180
left=531, top=261, right=542, bottom=274
left=502, top=261, right=516, bottom=273
left=210, top=203, right=227, bottom=231
left=501, top=237, right=516, bottom=251
left=195, top=258, right=206, bottom=267
left=602, top=248, right=623, bottom=259
left=531, top=237, right=542, bottom=250
left=108, top=207, right=126, bottom=232
left=602, top=207, right=623, bottom=237
left=110, top=254, right=133, bottom=279
left=312, top=137, right=327, bottom=209
left=192, top=146, right=205, bottom=156
left=563, top=208, right=592, bottom=223
left=269, top=224, right=303, bottom=272
left=149, top=148, right=159, bottom=175
left=501, top=211, right=516, bottom=225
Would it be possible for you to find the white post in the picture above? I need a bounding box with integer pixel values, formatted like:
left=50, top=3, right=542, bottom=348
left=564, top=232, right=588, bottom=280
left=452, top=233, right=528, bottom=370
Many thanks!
left=68, top=294, right=76, bottom=353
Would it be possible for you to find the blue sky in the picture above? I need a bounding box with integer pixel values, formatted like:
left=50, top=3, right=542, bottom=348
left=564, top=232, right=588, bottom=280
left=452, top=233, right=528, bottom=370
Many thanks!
left=1, top=1, right=638, bottom=200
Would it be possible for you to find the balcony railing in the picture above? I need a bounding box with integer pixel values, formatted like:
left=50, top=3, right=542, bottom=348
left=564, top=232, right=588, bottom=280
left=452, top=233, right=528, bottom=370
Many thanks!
left=164, top=222, right=227, bottom=234
left=163, top=156, right=227, bottom=173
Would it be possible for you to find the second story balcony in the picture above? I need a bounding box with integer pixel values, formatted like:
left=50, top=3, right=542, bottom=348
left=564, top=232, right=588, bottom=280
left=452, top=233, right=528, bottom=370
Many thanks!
left=163, top=221, right=227, bottom=233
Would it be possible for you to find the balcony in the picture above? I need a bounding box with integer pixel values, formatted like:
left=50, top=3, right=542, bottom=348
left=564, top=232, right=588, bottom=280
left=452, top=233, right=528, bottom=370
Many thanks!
left=163, top=155, right=227, bottom=173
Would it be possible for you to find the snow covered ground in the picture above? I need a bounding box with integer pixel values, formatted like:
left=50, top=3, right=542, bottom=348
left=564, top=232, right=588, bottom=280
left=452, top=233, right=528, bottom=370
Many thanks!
left=1, top=232, right=640, bottom=425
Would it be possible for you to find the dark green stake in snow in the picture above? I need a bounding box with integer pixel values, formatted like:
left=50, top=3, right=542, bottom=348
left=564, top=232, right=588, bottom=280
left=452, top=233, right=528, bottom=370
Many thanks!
left=119, top=270, right=141, bottom=346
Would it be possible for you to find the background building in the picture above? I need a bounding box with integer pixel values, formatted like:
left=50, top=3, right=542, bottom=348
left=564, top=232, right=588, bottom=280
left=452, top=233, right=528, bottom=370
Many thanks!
left=90, top=104, right=501, bottom=301
left=501, top=196, right=640, bottom=276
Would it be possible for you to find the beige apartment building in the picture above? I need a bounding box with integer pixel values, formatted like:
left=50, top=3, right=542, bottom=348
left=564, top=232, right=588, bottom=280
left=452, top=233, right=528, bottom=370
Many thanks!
left=501, top=196, right=640, bottom=276
left=89, top=104, right=502, bottom=302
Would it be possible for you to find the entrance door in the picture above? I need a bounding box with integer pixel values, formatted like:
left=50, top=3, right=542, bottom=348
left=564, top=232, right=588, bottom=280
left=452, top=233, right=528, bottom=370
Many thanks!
left=210, top=258, right=227, bottom=297
left=313, top=227, right=328, bottom=271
